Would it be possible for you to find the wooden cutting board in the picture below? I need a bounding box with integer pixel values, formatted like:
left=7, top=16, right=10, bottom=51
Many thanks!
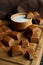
left=0, top=33, right=43, bottom=65
left=0, top=20, right=43, bottom=65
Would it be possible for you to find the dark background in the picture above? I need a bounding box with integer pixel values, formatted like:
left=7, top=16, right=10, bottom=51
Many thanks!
left=0, top=0, right=43, bottom=19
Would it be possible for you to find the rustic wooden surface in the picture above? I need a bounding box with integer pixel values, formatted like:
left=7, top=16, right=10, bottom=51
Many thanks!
left=0, top=60, right=19, bottom=65
left=0, top=33, right=43, bottom=65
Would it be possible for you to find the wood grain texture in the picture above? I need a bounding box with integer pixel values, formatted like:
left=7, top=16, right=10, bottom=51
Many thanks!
left=0, top=60, right=19, bottom=65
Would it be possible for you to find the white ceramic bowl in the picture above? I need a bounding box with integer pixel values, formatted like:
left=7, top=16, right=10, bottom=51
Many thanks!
left=10, top=13, right=32, bottom=30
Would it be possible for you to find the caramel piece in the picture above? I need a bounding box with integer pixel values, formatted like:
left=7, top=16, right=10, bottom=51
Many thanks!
left=24, top=47, right=35, bottom=60
left=33, top=11, right=40, bottom=18
left=9, top=45, right=25, bottom=56
left=31, top=28, right=42, bottom=43
left=24, top=25, right=41, bottom=39
left=1, top=25, right=12, bottom=35
left=27, top=12, right=34, bottom=18
left=0, top=27, right=5, bottom=40
left=2, top=36, right=15, bottom=47
left=19, top=38, right=29, bottom=48
left=0, top=42, right=10, bottom=51
left=27, top=25, right=41, bottom=33
left=35, top=18, right=43, bottom=24
left=10, top=31, right=21, bottom=41
left=32, top=11, right=40, bottom=24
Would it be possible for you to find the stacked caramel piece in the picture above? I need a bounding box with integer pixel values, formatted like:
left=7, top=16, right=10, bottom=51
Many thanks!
left=27, top=11, right=43, bottom=25
left=0, top=20, right=12, bottom=40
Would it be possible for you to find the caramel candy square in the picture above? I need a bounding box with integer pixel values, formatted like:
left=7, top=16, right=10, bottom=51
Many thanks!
left=24, top=46, right=35, bottom=60
left=27, top=12, right=34, bottom=18
left=2, top=36, right=15, bottom=47
left=8, top=45, right=25, bottom=57
left=33, top=11, right=40, bottom=18
left=24, top=25, right=41, bottom=39
left=27, top=25, right=41, bottom=33
left=1, top=25, right=12, bottom=35
left=0, top=42, right=10, bottom=51
left=10, top=31, right=21, bottom=41
left=35, top=18, right=43, bottom=24
left=30, top=28, right=42, bottom=43
left=19, top=38, right=29, bottom=48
